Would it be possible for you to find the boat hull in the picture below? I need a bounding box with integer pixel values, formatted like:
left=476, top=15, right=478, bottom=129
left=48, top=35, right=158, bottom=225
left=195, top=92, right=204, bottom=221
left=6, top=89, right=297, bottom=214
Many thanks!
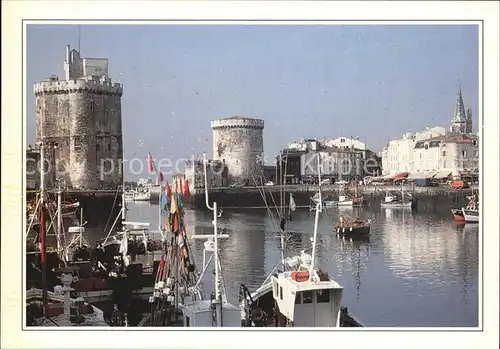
left=334, top=225, right=371, bottom=237
left=462, top=209, right=479, bottom=223
left=451, top=208, right=465, bottom=222
left=381, top=201, right=413, bottom=208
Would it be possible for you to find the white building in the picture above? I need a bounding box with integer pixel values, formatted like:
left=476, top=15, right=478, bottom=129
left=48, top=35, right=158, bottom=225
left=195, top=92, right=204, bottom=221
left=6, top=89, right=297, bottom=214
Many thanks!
left=412, top=134, right=478, bottom=177
left=322, top=137, right=367, bottom=152
left=183, top=159, right=226, bottom=193
left=381, top=126, right=446, bottom=175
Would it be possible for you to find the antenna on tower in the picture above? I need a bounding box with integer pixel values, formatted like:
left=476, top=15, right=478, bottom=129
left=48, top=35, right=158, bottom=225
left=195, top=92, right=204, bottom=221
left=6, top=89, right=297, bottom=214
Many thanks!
left=77, top=25, right=81, bottom=53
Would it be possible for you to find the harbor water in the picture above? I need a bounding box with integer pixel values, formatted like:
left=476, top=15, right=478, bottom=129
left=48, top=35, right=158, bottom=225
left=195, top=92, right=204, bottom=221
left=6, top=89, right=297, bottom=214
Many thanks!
left=86, top=202, right=479, bottom=327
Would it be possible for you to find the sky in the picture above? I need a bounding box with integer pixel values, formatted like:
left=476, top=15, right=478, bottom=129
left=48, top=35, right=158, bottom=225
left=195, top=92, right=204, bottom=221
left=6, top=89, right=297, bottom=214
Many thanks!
left=26, top=24, right=479, bottom=180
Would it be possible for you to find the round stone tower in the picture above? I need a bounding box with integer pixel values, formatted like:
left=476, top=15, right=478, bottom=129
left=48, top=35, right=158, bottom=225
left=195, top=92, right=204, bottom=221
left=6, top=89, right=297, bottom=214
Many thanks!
left=34, top=75, right=123, bottom=190
left=211, top=116, right=264, bottom=185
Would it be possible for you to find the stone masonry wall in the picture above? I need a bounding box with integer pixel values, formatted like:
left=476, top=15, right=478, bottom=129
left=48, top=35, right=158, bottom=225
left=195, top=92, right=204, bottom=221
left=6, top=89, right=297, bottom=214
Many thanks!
left=34, top=78, right=123, bottom=190
left=211, top=117, right=264, bottom=185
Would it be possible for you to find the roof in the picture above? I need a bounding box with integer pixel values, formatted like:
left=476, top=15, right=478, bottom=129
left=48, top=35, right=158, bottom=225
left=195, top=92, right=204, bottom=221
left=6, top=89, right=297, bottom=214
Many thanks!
left=219, top=116, right=261, bottom=121
left=418, top=133, right=478, bottom=144
left=278, top=272, right=343, bottom=292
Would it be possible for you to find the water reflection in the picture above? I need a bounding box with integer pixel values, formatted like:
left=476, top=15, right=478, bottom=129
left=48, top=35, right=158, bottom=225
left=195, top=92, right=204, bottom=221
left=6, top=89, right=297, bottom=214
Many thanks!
left=83, top=203, right=478, bottom=327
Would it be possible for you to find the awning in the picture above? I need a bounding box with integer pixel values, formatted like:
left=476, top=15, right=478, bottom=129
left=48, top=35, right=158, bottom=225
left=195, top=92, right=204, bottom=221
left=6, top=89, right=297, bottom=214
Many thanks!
left=425, top=171, right=439, bottom=179
left=407, top=172, right=426, bottom=180
left=393, top=172, right=409, bottom=181
left=434, top=171, right=452, bottom=179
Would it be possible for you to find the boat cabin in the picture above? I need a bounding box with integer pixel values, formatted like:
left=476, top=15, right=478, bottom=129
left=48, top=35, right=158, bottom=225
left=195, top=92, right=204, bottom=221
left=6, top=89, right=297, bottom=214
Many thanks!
left=271, top=271, right=343, bottom=327
left=179, top=299, right=241, bottom=327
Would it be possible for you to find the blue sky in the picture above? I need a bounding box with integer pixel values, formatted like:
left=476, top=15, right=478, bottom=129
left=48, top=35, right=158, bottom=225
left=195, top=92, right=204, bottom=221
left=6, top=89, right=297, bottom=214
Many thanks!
left=26, top=24, right=478, bottom=179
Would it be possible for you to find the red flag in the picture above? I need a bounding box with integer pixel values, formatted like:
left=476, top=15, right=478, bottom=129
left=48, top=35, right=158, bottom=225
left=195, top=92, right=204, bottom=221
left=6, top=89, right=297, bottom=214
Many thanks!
left=158, top=171, right=164, bottom=184
left=147, top=153, right=154, bottom=173
left=165, top=182, right=172, bottom=198
left=183, top=179, right=191, bottom=198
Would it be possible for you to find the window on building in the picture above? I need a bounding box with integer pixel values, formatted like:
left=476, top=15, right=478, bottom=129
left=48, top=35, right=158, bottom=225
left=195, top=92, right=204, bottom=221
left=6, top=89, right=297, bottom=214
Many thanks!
left=90, top=100, right=95, bottom=112
left=279, top=286, right=283, bottom=300
left=96, top=144, right=100, bottom=151
left=462, top=150, right=467, bottom=157
left=108, top=144, right=111, bottom=151
left=186, top=316, right=190, bottom=327
left=316, top=289, right=330, bottom=303
left=442, top=151, right=446, bottom=156
left=302, top=291, right=313, bottom=304
left=340, top=138, right=345, bottom=143
left=472, top=140, right=477, bottom=146
left=74, top=139, right=81, bottom=151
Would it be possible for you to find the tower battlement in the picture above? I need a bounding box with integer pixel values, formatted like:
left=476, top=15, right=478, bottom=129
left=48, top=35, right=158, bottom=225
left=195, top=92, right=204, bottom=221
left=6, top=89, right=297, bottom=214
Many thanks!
left=211, top=116, right=264, bottom=130
left=34, top=76, right=123, bottom=96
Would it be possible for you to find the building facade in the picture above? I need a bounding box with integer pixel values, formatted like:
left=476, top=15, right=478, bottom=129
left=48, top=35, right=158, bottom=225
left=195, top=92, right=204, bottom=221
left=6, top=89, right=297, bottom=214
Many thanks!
left=211, top=116, right=264, bottom=186
left=34, top=45, right=123, bottom=190
left=184, top=159, right=227, bottom=194
left=381, top=82, right=477, bottom=178
left=381, top=126, right=446, bottom=175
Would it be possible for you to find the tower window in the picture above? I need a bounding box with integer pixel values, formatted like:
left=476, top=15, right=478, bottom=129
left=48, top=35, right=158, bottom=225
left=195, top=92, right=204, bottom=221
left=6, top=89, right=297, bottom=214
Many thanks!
left=96, top=144, right=100, bottom=151
left=90, top=100, right=95, bottom=112
left=462, top=150, right=467, bottom=157
left=108, top=144, right=111, bottom=151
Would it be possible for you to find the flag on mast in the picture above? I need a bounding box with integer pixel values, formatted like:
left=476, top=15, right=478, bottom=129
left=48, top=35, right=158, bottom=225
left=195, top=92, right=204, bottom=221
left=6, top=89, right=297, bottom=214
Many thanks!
left=147, top=153, right=154, bottom=174
left=289, top=193, right=296, bottom=212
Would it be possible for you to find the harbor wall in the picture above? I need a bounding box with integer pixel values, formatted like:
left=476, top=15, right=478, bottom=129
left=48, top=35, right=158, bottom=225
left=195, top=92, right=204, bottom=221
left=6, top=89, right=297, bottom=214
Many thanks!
left=150, top=185, right=477, bottom=211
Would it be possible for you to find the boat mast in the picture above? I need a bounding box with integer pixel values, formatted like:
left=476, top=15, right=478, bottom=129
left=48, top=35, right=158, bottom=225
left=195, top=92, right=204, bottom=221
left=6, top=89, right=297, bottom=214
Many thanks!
left=39, top=140, right=48, bottom=313
left=203, top=153, right=223, bottom=327
left=309, top=153, right=322, bottom=281
left=56, top=183, right=62, bottom=254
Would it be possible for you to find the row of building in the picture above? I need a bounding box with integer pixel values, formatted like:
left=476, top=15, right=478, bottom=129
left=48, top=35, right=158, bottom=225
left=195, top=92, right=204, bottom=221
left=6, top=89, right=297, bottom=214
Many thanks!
left=380, top=84, right=479, bottom=181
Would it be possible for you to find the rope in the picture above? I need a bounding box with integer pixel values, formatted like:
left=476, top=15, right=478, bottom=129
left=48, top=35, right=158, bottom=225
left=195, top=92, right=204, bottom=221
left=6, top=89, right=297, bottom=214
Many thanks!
left=103, top=187, right=120, bottom=234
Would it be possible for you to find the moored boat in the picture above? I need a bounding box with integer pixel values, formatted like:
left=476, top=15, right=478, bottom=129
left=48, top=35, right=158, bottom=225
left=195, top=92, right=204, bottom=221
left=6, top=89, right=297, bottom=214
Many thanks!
left=334, top=215, right=371, bottom=237
left=451, top=208, right=465, bottom=222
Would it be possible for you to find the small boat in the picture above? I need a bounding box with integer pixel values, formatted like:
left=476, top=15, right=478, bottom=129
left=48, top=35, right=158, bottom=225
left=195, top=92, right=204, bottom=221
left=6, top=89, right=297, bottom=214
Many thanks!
left=133, top=191, right=151, bottom=201
left=334, top=215, right=371, bottom=237
left=451, top=208, right=465, bottom=222
left=380, top=183, right=414, bottom=208
left=452, top=195, right=479, bottom=223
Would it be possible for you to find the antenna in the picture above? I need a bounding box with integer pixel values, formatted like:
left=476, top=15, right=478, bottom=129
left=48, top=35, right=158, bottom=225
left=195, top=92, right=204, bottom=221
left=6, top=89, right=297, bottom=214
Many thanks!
left=77, top=25, right=81, bottom=53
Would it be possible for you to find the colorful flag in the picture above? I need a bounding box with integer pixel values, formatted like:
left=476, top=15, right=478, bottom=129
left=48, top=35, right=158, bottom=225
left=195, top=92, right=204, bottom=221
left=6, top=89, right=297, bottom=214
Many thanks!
left=183, top=179, right=191, bottom=198
left=147, top=153, right=154, bottom=173
left=165, top=182, right=172, bottom=199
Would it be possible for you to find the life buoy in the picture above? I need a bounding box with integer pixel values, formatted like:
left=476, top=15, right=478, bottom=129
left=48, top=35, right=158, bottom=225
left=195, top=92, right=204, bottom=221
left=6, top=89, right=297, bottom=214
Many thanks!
left=291, top=271, right=310, bottom=282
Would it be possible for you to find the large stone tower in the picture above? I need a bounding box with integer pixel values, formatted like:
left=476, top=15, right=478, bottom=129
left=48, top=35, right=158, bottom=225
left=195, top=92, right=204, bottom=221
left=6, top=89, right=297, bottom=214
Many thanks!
left=450, top=82, right=473, bottom=135
left=34, top=45, right=123, bottom=190
left=211, top=116, right=264, bottom=185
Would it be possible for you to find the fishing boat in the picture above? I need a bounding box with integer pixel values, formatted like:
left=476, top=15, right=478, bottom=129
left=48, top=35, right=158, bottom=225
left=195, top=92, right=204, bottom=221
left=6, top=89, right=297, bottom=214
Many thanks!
left=139, top=153, right=240, bottom=327
left=334, top=215, right=371, bottom=238
left=380, top=182, right=415, bottom=208
left=240, top=154, right=363, bottom=327
left=26, top=268, right=107, bottom=327
left=25, top=140, right=107, bottom=326
left=451, top=195, right=479, bottom=223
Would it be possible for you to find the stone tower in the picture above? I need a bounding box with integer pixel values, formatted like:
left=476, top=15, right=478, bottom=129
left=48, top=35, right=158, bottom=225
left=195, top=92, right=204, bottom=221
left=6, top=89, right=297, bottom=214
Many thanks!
left=450, top=82, right=472, bottom=135
left=34, top=45, right=123, bottom=190
left=211, top=116, right=264, bottom=185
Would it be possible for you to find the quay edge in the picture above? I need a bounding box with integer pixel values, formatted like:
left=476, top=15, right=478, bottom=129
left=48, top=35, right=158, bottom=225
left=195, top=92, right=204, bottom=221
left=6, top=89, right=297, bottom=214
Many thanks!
left=149, top=185, right=477, bottom=211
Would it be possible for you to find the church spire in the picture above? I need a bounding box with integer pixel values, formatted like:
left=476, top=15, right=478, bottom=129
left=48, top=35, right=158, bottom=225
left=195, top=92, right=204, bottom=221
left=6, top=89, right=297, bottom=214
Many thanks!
left=453, top=81, right=466, bottom=121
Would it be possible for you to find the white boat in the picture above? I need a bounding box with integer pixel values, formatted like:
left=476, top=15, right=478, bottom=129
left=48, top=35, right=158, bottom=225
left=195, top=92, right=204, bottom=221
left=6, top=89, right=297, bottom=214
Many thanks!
left=462, top=208, right=479, bottom=223
left=240, top=154, right=362, bottom=327
left=337, top=195, right=353, bottom=206
left=133, top=191, right=151, bottom=201
left=380, top=183, right=414, bottom=208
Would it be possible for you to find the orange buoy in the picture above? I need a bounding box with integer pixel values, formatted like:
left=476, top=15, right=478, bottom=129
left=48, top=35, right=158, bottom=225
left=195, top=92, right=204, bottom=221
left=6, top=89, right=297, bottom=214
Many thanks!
left=291, top=271, right=310, bottom=282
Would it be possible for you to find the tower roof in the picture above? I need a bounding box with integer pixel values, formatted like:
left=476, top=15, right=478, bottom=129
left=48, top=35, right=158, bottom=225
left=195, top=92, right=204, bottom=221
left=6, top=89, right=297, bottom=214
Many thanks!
left=453, top=81, right=466, bottom=121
